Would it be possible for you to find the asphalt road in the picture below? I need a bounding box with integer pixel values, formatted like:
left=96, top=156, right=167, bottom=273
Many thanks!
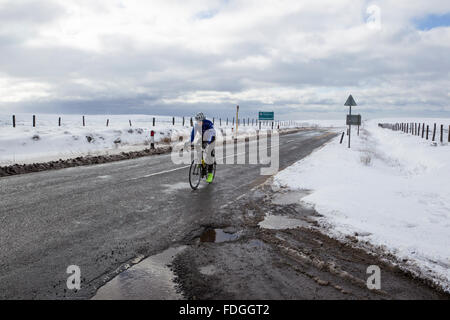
left=0, top=129, right=336, bottom=299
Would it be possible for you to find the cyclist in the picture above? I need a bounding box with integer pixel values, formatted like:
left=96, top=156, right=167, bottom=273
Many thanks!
left=191, top=112, right=216, bottom=183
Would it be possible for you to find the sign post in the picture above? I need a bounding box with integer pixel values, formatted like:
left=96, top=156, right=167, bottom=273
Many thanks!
left=344, top=95, right=357, bottom=148
left=236, top=105, right=239, bottom=135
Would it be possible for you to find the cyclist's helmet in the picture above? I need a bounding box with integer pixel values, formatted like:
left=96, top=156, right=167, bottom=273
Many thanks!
left=195, top=112, right=206, bottom=121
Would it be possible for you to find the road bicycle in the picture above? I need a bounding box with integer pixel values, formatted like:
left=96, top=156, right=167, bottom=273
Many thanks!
left=189, top=147, right=216, bottom=190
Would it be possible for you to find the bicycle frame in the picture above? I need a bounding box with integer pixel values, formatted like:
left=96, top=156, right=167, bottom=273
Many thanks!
left=189, top=147, right=216, bottom=190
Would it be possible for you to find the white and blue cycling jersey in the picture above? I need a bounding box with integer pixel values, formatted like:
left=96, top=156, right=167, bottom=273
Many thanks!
left=190, top=119, right=216, bottom=144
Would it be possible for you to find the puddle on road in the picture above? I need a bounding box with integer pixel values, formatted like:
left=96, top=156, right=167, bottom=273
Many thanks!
left=271, top=190, right=312, bottom=205
left=258, top=214, right=311, bottom=230
left=199, top=264, right=217, bottom=275
left=199, top=228, right=240, bottom=243
left=92, top=246, right=186, bottom=300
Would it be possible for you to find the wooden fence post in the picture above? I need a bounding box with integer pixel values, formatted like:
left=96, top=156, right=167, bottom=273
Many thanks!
left=190, top=117, right=193, bottom=127
left=82, top=116, right=85, bottom=127
left=182, top=117, right=185, bottom=126
left=129, top=120, right=132, bottom=127
left=59, top=117, right=61, bottom=127
left=426, top=125, right=429, bottom=140
left=106, top=119, right=109, bottom=127
left=33, top=115, right=36, bottom=127
left=153, top=117, right=156, bottom=126
left=448, top=125, right=450, bottom=143
left=12, top=115, right=16, bottom=128
left=440, top=124, right=443, bottom=143
left=172, top=117, right=175, bottom=125
left=226, top=118, right=228, bottom=126
left=340, top=132, right=345, bottom=144
left=432, top=123, right=436, bottom=141
left=422, top=123, right=425, bottom=138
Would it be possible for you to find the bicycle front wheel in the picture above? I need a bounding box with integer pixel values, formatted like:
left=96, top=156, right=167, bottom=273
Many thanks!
left=189, top=160, right=202, bottom=190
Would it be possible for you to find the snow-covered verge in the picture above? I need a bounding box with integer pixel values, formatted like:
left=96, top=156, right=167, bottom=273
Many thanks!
left=274, top=118, right=450, bottom=292
left=0, top=114, right=184, bottom=165
left=0, top=113, right=343, bottom=165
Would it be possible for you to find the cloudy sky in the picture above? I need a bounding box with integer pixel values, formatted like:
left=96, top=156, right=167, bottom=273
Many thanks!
left=0, top=0, right=449, bottom=119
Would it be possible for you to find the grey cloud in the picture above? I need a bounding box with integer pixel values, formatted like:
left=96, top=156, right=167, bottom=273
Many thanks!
left=0, top=1, right=449, bottom=119
left=0, top=0, right=64, bottom=23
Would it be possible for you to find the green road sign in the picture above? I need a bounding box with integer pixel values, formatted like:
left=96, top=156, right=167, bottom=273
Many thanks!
left=258, top=112, right=274, bottom=121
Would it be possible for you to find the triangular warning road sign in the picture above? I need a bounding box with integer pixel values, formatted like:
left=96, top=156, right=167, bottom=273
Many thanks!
left=344, top=95, right=357, bottom=106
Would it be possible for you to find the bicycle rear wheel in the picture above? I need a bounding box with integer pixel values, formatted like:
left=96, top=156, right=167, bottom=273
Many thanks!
left=189, top=160, right=202, bottom=190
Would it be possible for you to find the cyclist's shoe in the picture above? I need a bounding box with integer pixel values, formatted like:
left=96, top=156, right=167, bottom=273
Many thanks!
left=206, top=173, right=214, bottom=183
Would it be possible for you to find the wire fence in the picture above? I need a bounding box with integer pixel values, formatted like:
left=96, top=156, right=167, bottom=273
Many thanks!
left=7, top=114, right=302, bottom=130
left=378, top=122, right=450, bottom=143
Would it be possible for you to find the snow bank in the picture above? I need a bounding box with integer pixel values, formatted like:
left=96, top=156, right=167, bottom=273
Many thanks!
left=275, top=118, right=450, bottom=292
left=0, top=113, right=343, bottom=165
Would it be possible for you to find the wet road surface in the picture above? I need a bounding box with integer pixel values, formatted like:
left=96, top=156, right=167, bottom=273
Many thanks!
left=0, top=129, right=336, bottom=299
